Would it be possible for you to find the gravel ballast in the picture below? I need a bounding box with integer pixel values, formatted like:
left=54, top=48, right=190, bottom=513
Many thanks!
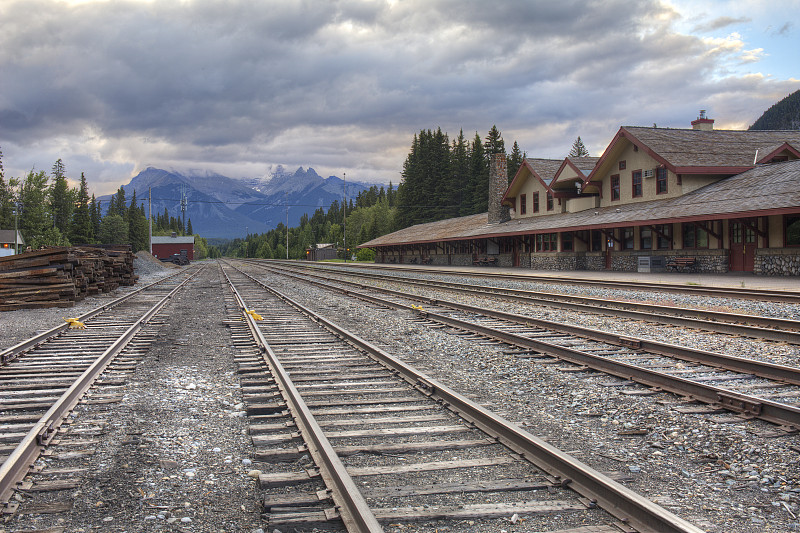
left=3, top=260, right=800, bottom=533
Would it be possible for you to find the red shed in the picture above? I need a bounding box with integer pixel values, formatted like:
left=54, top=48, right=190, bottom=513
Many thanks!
left=151, top=234, right=195, bottom=261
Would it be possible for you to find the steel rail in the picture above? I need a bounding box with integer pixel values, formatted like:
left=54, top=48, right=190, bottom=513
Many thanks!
left=253, top=263, right=800, bottom=388
left=220, top=265, right=383, bottom=533
left=254, top=262, right=800, bottom=429
left=272, top=259, right=800, bottom=304
left=0, top=266, right=203, bottom=512
left=228, top=261, right=704, bottom=533
left=0, top=268, right=189, bottom=366
left=263, top=261, right=800, bottom=344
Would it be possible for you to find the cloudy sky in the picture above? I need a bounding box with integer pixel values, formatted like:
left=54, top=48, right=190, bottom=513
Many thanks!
left=1, top=0, right=797, bottom=196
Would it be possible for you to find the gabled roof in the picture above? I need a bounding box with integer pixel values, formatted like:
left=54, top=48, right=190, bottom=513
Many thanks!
left=0, top=230, right=24, bottom=245
left=551, top=156, right=599, bottom=191
left=757, top=142, right=800, bottom=163
left=361, top=160, right=800, bottom=247
left=151, top=236, right=195, bottom=245
left=590, top=127, right=800, bottom=182
left=502, top=158, right=561, bottom=206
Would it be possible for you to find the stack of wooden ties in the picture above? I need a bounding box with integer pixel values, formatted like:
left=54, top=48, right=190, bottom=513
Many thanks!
left=0, top=246, right=138, bottom=311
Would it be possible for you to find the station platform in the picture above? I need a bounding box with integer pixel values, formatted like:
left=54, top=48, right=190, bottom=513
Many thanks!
left=344, top=262, right=800, bottom=293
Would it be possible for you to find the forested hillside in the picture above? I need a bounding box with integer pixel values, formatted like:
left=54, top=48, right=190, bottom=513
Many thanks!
left=749, top=89, right=800, bottom=130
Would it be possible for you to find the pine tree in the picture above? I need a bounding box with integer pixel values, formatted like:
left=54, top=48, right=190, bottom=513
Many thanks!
left=90, top=195, right=102, bottom=239
left=19, top=170, right=54, bottom=248
left=470, top=132, right=489, bottom=214
left=450, top=129, right=470, bottom=216
left=127, top=190, right=149, bottom=252
left=569, top=136, right=590, bottom=157
left=483, top=125, right=505, bottom=158
left=50, top=159, right=74, bottom=236
left=99, top=214, right=129, bottom=245
left=186, top=218, right=193, bottom=235
left=0, top=147, right=21, bottom=230
left=71, top=172, right=92, bottom=244
left=507, top=141, right=525, bottom=184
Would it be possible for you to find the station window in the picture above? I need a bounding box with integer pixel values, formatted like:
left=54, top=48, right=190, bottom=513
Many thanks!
left=610, top=175, right=620, bottom=201
left=623, top=227, right=634, bottom=249
left=619, top=160, right=626, bottom=170
left=561, top=232, right=573, bottom=251
left=520, top=193, right=527, bottom=215
left=655, top=224, right=672, bottom=249
left=632, top=170, right=642, bottom=198
left=785, top=215, right=800, bottom=246
left=640, top=227, right=652, bottom=250
left=535, top=233, right=558, bottom=252
left=546, top=191, right=554, bottom=211
left=656, top=168, right=668, bottom=194
left=682, top=223, right=708, bottom=249
left=533, top=192, right=539, bottom=213
left=591, top=230, right=603, bottom=251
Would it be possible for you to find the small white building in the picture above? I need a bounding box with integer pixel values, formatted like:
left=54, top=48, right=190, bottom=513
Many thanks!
left=0, top=230, right=25, bottom=257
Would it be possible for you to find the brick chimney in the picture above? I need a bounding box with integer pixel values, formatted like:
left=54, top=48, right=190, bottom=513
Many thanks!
left=488, top=152, right=510, bottom=224
left=691, top=110, right=714, bottom=131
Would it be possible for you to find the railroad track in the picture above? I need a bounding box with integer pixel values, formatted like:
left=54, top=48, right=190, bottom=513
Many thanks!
left=288, top=260, right=800, bottom=304
left=260, top=260, right=800, bottom=344
left=239, top=260, right=800, bottom=432
left=221, top=261, right=703, bottom=532
left=0, top=266, right=202, bottom=512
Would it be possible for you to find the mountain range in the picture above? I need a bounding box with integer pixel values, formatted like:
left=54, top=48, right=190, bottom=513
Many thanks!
left=98, top=166, right=374, bottom=239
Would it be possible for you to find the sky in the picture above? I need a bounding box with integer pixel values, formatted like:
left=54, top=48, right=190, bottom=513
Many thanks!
left=0, top=0, right=798, bottom=196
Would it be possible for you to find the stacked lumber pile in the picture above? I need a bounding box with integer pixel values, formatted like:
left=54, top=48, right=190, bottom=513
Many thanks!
left=0, top=246, right=138, bottom=311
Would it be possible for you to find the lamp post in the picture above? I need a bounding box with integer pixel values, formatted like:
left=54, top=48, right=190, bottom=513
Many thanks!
left=13, top=205, right=19, bottom=255
left=343, top=172, right=347, bottom=263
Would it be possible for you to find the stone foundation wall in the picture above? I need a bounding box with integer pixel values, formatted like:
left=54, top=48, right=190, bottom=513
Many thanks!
left=755, top=248, right=800, bottom=276
left=530, top=253, right=580, bottom=271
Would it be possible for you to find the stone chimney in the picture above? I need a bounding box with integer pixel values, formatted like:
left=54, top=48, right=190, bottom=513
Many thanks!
left=691, top=109, right=714, bottom=131
left=488, top=152, right=510, bottom=224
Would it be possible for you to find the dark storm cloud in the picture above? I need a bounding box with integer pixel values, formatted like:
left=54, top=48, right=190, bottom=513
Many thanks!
left=0, top=0, right=794, bottom=192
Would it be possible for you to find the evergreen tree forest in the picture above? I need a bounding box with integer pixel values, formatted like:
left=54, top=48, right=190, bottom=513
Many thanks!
left=395, top=126, right=523, bottom=227
left=0, top=150, right=210, bottom=257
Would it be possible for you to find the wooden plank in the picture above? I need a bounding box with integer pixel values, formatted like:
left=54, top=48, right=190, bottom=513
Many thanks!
left=18, top=501, right=74, bottom=515
left=371, top=500, right=587, bottom=521
left=249, top=414, right=450, bottom=434
left=346, top=456, right=516, bottom=477
left=258, top=469, right=320, bottom=488
left=361, top=478, right=553, bottom=499
left=29, top=480, right=82, bottom=492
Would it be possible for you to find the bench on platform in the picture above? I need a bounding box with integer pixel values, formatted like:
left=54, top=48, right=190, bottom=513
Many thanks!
left=666, top=257, right=696, bottom=272
left=472, top=256, right=498, bottom=266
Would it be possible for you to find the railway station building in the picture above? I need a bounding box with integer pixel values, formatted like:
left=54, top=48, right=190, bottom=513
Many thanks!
left=361, top=115, right=800, bottom=275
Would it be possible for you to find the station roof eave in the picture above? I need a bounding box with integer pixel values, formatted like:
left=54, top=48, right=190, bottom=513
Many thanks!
left=360, top=160, right=800, bottom=249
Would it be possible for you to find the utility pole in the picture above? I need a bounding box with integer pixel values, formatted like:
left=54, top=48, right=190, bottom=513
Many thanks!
left=343, top=172, right=347, bottom=263
left=148, top=187, right=152, bottom=255
left=180, top=186, right=187, bottom=234
left=13, top=205, right=19, bottom=255
left=285, top=191, right=289, bottom=259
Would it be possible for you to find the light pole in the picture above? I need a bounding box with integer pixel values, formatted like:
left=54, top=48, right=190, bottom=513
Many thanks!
left=343, top=172, right=347, bottom=263
left=13, top=205, right=19, bottom=255
left=285, top=191, right=289, bottom=259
